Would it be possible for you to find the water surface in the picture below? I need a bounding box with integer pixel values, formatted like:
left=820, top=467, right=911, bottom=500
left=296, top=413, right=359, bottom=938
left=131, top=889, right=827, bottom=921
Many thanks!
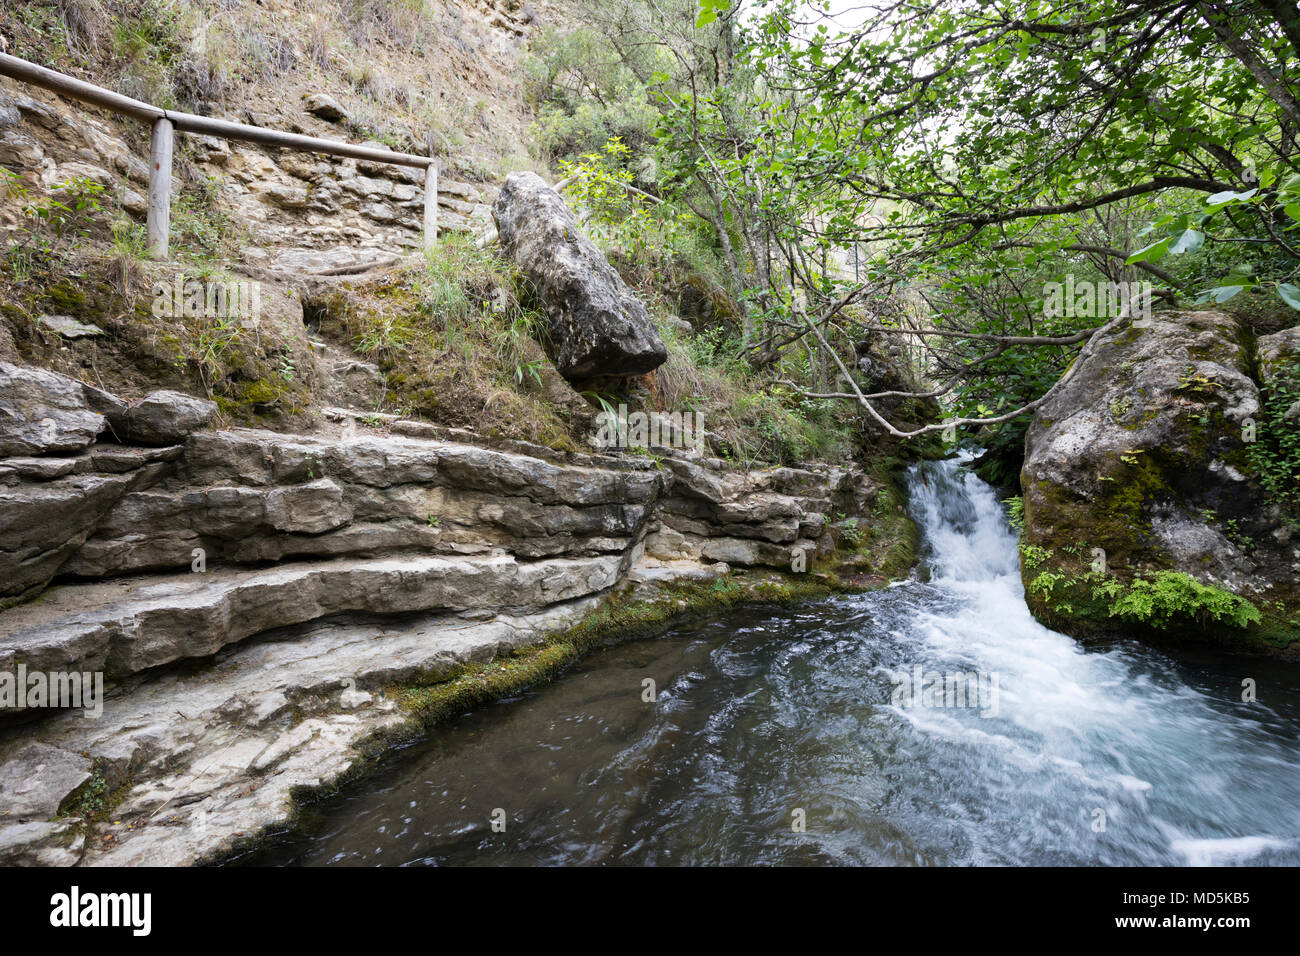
left=247, top=461, right=1300, bottom=866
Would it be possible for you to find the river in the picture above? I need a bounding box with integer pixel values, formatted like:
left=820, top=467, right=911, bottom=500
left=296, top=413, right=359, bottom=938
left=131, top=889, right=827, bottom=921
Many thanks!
left=245, top=459, right=1300, bottom=866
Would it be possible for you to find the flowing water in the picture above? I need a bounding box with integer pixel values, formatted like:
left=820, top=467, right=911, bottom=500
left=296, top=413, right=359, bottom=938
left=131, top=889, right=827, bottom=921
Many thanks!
left=248, top=459, right=1300, bottom=866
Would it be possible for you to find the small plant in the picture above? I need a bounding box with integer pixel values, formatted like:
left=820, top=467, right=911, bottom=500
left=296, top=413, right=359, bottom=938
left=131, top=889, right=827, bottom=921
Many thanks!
left=1108, top=571, right=1261, bottom=630
left=1004, top=495, right=1025, bottom=533
left=515, top=359, right=545, bottom=388
left=25, top=177, right=107, bottom=241
left=175, top=314, right=249, bottom=393
left=5, top=175, right=106, bottom=278
left=580, top=390, right=620, bottom=420
left=838, top=517, right=863, bottom=546
left=1019, top=543, right=1052, bottom=571
left=355, top=313, right=412, bottom=356
left=1029, top=570, right=1065, bottom=597
left=1176, top=370, right=1222, bottom=396
left=1246, top=363, right=1300, bottom=514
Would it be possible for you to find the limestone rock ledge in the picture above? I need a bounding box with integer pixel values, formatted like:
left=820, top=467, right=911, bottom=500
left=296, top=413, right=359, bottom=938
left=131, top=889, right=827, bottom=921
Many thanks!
left=0, top=362, right=890, bottom=865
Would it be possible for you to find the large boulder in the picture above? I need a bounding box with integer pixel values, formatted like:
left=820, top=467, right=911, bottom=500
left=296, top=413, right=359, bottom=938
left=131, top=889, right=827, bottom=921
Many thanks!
left=492, top=172, right=667, bottom=381
left=0, top=362, right=105, bottom=456
left=1020, top=310, right=1300, bottom=654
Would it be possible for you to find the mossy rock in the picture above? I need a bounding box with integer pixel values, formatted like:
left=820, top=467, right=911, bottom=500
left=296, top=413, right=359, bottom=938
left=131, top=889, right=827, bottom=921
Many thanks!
left=1019, top=310, right=1300, bottom=656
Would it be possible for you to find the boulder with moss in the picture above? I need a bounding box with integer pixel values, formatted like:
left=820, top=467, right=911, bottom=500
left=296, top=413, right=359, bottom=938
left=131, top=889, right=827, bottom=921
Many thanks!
left=1019, top=310, right=1300, bottom=655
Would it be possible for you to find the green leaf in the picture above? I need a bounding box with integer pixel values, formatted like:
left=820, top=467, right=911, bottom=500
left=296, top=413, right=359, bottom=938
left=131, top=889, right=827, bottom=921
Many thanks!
left=1195, top=285, right=1246, bottom=304
left=1167, top=229, right=1204, bottom=255
left=1205, top=188, right=1259, bottom=206
left=1126, top=238, right=1170, bottom=264
left=1278, top=283, right=1300, bottom=311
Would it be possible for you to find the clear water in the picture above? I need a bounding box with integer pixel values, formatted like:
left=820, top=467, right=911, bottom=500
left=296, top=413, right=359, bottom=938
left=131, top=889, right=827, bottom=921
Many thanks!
left=246, top=460, right=1300, bottom=866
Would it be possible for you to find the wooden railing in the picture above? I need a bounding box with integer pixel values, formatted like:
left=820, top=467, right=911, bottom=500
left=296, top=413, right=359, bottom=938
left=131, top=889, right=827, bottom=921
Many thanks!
left=0, top=52, right=438, bottom=258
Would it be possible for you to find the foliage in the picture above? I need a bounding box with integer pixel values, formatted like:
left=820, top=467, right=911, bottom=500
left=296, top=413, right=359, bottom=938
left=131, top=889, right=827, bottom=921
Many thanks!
left=523, top=25, right=660, bottom=163
left=1108, top=571, right=1262, bottom=631
left=1247, top=363, right=1300, bottom=512
left=534, top=0, right=1300, bottom=455
left=1004, top=496, right=1025, bottom=534
left=3, top=172, right=106, bottom=280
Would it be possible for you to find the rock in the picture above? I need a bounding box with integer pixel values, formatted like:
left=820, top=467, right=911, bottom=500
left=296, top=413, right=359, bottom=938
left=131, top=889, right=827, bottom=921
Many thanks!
left=260, top=184, right=311, bottom=209
left=265, top=479, right=352, bottom=534
left=190, top=134, right=231, bottom=165
left=0, top=362, right=104, bottom=455
left=303, top=93, right=349, bottom=122
left=0, top=821, right=83, bottom=866
left=81, top=382, right=129, bottom=421
left=121, top=187, right=148, bottom=215
left=270, top=246, right=401, bottom=276
left=0, top=472, right=144, bottom=599
left=0, top=129, right=42, bottom=168
left=112, top=390, right=217, bottom=446
left=323, top=357, right=384, bottom=409
left=13, top=95, right=62, bottom=130
left=357, top=157, right=425, bottom=184
left=341, top=175, right=394, bottom=199
left=1258, top=326, right=1300, bottom=384
left=37, top=314, right=104, bottom=339
left=439, top=178, right=484, bottom=202
left=1020, top=310, right=1300, bottom=652
left=0, top=553, right=626, bottom=679
left=360, top=201, right=398, bottom=223
left=0, top=744, right=92, bottom=820
left=0, top=392, right=895, bottom=865
left=492, top=171, right=667, bottom=380
left=47, top=160, right=114, bottom=190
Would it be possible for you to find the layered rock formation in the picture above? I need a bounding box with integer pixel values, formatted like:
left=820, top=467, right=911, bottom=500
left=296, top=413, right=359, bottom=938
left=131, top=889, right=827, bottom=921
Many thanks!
left=1020, top=310, right=1300, bottom=654
left=0, top=83, right=497, bottom=282
left=493, top=172, right=667, bottom=380
left=0, top=364, right=892, bottom=865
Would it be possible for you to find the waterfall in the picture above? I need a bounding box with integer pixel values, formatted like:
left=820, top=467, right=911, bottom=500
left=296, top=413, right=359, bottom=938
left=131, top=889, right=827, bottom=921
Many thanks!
left=248, top=456, right=1300, bottom=867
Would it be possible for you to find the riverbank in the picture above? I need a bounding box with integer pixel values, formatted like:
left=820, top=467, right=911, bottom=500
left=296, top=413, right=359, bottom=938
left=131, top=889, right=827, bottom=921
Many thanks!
left=0, top=363, right=918, bottom=865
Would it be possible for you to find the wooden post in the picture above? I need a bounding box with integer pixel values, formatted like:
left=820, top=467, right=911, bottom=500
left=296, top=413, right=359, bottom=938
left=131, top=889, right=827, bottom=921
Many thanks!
left=147, top=117, right=174, bottom=259
left=423, top=162, right=438, bottom=254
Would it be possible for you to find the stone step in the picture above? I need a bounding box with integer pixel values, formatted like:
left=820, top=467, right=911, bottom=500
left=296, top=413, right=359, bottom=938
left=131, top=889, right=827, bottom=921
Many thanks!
left=0, top=552, right=622, bottom=685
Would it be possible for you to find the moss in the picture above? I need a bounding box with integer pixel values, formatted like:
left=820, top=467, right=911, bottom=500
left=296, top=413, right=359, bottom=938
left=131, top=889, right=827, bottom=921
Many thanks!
left=57, top=760, right=133, bottom=828
left=385, top=572, right=835, bottom=729
left=43, top=280, right=88, bottom=314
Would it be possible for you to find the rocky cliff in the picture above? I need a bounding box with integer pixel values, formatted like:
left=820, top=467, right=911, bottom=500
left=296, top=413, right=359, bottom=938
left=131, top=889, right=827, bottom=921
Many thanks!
left=0, top=360, right=911, bottom=865
left=1020, top=309, right=1300, bottom=656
